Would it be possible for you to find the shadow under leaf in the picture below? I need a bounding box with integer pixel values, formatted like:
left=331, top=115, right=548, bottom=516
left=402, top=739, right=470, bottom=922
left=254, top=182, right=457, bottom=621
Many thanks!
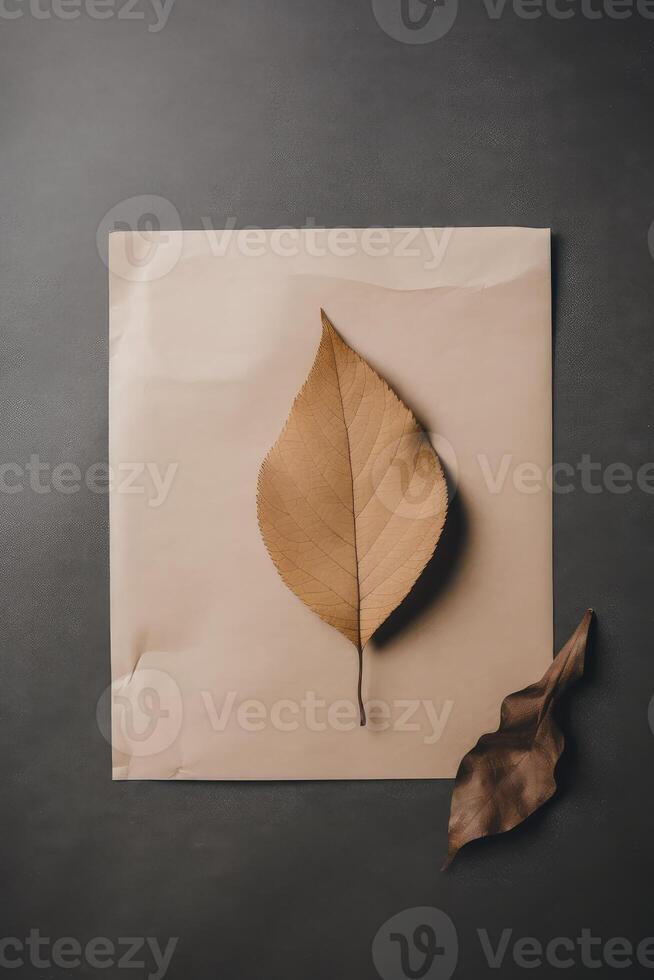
left=372, top=466, right=468, bottom=650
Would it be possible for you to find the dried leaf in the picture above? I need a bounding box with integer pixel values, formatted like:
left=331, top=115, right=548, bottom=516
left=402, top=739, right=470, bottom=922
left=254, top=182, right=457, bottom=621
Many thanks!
left=257, top=310, right=448, bottom=725
left=443, top=609, right=594, bottom=868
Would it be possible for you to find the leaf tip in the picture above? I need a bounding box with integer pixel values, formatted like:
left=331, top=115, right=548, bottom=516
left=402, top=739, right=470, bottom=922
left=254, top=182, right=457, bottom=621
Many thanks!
left=320, top=308, right=337, bottom=336
left=441, top=849, right=456, bottom=872
left=579, top=608, right=594, bottom=637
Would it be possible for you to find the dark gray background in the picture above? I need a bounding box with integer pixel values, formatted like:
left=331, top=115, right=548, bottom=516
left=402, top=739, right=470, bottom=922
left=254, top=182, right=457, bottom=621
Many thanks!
left=2, top=1, right=653, bottom=977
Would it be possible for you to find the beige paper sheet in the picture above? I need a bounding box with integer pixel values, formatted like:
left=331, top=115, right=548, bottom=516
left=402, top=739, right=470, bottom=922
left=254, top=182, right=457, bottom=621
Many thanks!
left=109, top=227, right=552, bottom=780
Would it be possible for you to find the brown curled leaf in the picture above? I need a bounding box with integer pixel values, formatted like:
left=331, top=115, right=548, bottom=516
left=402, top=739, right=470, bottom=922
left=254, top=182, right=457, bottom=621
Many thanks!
left=443, top=609, right=594, bottom=869
left=257, top=310, right=448, bottom=725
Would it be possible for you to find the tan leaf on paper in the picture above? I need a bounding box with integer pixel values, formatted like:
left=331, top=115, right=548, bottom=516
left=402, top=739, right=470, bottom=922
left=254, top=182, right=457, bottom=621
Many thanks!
left=444, top=609, right=594, bottom=868
left=257, top=310, right=448, bottom=725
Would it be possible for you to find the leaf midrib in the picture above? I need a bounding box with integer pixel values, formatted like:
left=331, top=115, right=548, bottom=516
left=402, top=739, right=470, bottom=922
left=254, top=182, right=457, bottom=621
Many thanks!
left=326, top=326, right=362, bottom=652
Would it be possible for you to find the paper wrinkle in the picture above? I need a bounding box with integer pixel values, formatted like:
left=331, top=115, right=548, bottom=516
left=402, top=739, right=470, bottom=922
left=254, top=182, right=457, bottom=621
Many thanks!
left=109, top=269, right=547, bottom=387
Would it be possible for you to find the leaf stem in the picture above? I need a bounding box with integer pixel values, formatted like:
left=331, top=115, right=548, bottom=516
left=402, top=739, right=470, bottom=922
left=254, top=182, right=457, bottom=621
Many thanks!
left=357, top=645, right=366, bottom=726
